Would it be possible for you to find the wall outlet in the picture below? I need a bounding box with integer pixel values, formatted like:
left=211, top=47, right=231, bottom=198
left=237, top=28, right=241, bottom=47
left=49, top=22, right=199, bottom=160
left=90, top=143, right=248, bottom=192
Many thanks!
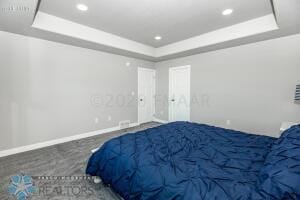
left=226, top=120, right=231, bottom=126
left=107, top=116, right=112, bottom=121
left=94, top=118, right=99, bottom=124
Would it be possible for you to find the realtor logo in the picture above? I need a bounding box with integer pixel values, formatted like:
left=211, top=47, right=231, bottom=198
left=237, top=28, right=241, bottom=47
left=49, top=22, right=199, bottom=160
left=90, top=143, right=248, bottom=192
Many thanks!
left=8, top=174, right=37, bottom=200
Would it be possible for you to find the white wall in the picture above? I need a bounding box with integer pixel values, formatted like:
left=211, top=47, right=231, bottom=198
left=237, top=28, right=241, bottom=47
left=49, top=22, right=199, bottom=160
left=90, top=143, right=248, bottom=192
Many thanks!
left=155, top=34, right=300, bottom=137
left=0, top=31, right=154, bottom=151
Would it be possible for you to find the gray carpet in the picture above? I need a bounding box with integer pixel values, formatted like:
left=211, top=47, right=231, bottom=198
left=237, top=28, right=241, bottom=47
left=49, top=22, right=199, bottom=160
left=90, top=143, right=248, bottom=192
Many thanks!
left=0, top=122, right=161, bottom=200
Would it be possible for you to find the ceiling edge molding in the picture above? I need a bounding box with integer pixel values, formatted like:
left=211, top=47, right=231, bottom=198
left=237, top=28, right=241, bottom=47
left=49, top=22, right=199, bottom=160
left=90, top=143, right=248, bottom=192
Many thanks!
left=33, top=0, right=42, bottom=19
left=269, top=0, right=277, bottom=22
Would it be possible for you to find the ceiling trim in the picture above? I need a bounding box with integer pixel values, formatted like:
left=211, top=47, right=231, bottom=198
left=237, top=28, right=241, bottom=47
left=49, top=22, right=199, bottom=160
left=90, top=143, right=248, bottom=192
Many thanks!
left=32, top=12, right=278, bottom=59
left=33, top=0, right=42, bottom=19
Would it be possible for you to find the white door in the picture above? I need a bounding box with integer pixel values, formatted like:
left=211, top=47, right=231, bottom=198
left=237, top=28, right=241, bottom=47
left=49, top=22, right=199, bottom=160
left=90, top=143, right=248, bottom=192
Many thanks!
left=138, top=68, right=156, bottom=124
left=169, top=65, right=191, bottom=122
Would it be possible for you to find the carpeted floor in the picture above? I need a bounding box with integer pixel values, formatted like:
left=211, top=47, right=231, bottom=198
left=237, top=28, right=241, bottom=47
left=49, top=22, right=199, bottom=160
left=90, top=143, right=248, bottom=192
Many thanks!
left=0, top=122, right=161, bottom=200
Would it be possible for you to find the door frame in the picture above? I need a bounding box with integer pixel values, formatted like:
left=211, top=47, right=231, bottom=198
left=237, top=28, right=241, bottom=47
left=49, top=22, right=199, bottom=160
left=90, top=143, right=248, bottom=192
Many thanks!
left=168, top=65, right=191, bottom=122
left=138, top=67, right=156, bottom=124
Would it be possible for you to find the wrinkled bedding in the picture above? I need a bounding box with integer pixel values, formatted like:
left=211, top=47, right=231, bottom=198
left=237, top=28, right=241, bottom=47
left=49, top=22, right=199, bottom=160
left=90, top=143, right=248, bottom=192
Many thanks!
left=86, top=122, right=278, bottom=199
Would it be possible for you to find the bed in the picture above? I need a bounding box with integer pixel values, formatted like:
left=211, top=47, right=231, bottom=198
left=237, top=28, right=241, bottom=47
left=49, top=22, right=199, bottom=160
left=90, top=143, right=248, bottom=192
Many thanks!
left=86, top=121, right=300, bottom=200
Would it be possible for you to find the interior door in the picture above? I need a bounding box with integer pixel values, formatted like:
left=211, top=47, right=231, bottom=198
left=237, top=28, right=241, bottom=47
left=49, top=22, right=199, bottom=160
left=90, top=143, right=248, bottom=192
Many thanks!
left=169, top=65, right=191, bottom=122
left=138, top=68, right=156, bottom=124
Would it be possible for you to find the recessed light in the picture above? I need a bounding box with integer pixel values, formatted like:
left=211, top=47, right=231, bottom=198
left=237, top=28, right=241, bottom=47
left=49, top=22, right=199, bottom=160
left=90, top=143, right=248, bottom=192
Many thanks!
left=77, top=4, right=88, bottom=11
left=126, top=62, right=131, bottom=66
left=155, top=36, right=162, bottom=41
left=222, top=9, right=233, bottom=16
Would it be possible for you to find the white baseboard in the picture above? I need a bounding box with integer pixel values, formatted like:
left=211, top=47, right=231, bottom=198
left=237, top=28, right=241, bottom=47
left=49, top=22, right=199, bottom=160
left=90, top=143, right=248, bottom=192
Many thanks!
left=153, top=118, right=169, bottom=124
left=0, top=122, right=140, bottom=158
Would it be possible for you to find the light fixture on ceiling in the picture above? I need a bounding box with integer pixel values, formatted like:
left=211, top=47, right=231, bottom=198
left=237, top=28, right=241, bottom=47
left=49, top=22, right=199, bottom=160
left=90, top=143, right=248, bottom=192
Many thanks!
left=222, top=9, right=233, bottom=16
left=155, top=36, right=162, bottom=41
left=77, top=4, right=88, bottom=11
left=125, top=62, right=131, bottom=66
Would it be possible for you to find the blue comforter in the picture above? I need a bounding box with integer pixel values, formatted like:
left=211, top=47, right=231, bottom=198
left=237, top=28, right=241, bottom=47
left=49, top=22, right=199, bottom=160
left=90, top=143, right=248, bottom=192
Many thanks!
left=86, top=122, right=277, bottom=200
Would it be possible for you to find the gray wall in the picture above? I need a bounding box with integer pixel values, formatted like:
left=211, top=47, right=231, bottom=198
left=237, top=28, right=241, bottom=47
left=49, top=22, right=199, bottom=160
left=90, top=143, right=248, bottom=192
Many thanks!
left=155, top=34, right=300, bottom=136
left=1, top=30, right=300, bottom=151
left=0, top=31, right=154, bottom=151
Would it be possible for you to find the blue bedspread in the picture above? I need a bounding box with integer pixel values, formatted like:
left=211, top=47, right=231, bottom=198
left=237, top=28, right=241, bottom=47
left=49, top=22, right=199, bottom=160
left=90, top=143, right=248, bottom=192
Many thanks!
left=86, top=122, right=277, bottom=200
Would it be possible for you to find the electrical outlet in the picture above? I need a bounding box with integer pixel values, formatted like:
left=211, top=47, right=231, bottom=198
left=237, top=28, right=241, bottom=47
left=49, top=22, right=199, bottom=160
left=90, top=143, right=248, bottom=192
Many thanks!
left=94, top=118, right=99, bottom=124
left=226, top=120, right=231, bottom=126
left=107, top=116, right=112, bottom=121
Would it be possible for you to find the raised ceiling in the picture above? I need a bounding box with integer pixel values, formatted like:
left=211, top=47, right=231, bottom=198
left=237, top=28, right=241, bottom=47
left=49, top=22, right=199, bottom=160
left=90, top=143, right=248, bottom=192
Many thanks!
left=0, top=0, right=300, bottom=61
left=39, top=0, right=273, bottom=47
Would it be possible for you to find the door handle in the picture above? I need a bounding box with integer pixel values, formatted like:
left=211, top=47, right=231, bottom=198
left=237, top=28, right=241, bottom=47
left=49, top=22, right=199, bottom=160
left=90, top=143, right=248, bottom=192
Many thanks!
left=171, top=99, right=175, bottom=102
